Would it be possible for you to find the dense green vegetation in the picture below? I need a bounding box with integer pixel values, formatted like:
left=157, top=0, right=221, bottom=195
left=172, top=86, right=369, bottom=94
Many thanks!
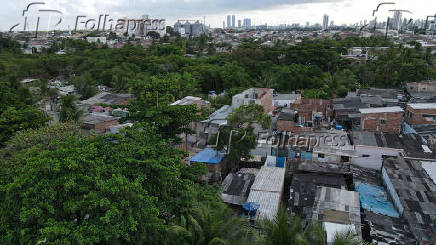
left=0, top=32, right=434, bottom=244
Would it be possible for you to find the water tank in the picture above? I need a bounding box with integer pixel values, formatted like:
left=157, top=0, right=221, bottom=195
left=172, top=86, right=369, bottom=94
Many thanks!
left=336, top=125, right=343, bottom=130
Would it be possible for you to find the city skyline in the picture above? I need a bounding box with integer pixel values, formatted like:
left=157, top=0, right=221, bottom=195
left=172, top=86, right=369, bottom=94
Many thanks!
left=0, top=0, right=435, bottom=31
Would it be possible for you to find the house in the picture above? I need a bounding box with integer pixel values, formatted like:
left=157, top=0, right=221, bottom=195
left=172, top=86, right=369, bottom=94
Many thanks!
left=406, top=80, right=436, bottom=93
left=332, top=96, right=369, bottom=130
left=221, top=168, right=259, bottom=205
left=287, top=129, right=355, bottom=164
left=405, top=103, right=436, bottom=125
left=351, top=131, right=434, bottom=168
left=350, top=131, right=402, bottom=170
left=276, top=109, right=313, bottom=134
left=232, top=88, right=274, bottom=113
left=351, top=165, right=416, bottom=244
left=272, top=93, right=301, bottom=108
left=195, top=105, right=233, bottom=148
left=311, top=187, right=362, bottom=244
left=289, top=173, right=347, bottom=218
left=244, top=166, right=286, bottom=220
left=381, top=158, right=436, bottom=244
left=359, top=107, right=403, bottom=134
left=290, top=98, right=331, bottom=125
left=190, top=148, right=227, bottom=182
left=81, top=114, right=119, bottom=133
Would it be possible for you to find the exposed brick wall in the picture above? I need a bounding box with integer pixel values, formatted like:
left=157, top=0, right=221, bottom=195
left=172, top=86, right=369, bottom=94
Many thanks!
left=360, top=111, right=403, bottom=134
left=405, top=105, right=436, bottom=125
left=290, top=98, right=331, bottom=122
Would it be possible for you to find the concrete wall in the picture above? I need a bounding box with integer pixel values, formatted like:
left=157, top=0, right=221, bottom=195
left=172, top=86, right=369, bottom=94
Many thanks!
left=407, top=81, right=436, bottom=93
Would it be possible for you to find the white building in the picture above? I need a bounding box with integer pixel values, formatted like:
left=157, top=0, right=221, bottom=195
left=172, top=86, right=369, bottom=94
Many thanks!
left=323, top=14, right=329, bottom=30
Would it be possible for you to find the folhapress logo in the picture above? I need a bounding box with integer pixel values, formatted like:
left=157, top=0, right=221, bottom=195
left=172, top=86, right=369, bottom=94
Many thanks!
left=10, top=2, right=63, bottom=37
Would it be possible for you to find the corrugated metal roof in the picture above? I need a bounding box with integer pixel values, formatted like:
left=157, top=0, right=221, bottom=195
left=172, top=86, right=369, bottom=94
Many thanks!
left=246, top=190, right=281, bottom=220
left=250, top=166, right=286, bottom=193
left=421, top=161, right=436, bottom=184
left=246, top=166, right=286, bottom=220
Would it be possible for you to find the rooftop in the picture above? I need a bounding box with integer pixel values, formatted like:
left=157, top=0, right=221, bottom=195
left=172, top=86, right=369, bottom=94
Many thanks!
left=246, top=166, right=286, bottom=220
left=201, top=105, right=233, bottom=126
left=171, top=96, right=209, bottom=106
left=289, top=173, right=346, bottom=217
left=273, top=93, right=301, bottom=101
left=277, top=109, right=297, bottom=121
left=190, top=148, right=226, bottom=164
left=82, top=114, right=118, bottom=125
left=221, top=169, right=258, bottom=205
left=355, top=183, right=400, bottom=218
left=351, top=131, right=434, bottom=160
left=312, top=187, right=361, bottom=236
left=81, top=92, right=132, bottom=105
left=359, top=106, right=403, bottom=114
left=382, top=158, right=436, bottom=244
left=408, top=103, right=436, bottom=110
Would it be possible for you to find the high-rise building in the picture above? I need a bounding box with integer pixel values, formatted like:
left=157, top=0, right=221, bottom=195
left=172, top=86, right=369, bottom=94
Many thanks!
left=323, top=14, right=329, bottom=30
left=223, top=21, right=225, bottom=29
left=243, top=18, right=252, bottom=29
left=238, top=20, right=242, bottom=28
left=232, top=15, right=236, bottom=28
left=330, top=21, right=334, bottom=27
left=392, top=11, right=402, bottom=30
left=227, top=15, right=231, bottom=28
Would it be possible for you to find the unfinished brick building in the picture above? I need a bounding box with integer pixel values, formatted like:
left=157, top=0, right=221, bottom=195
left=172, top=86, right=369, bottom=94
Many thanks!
left=290, top=98, right=332, bottom=123
left=359, top=107, right=403, bottom=134
left=405, top=103, right=436, bottom=125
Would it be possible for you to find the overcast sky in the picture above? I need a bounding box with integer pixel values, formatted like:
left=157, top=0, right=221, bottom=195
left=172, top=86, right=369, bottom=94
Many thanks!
left=1, top=0, right=435, bottom=31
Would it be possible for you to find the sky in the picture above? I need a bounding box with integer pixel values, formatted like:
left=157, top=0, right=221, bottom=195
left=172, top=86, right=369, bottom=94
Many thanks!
left=1, top=0, right=435, bottom=31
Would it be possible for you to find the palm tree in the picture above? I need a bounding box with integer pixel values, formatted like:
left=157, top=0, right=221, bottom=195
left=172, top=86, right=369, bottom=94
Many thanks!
left=59, top=95, right=82, bottom=122
left=258, top=207, right=326, bottom=245
left=331, top=229, right=370, bottom=245
left=167, top=205, right=253, bottom=245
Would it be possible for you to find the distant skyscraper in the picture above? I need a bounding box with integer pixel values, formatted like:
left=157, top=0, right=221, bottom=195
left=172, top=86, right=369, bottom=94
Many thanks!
left=227, top=15, right=231, bottom=28
left=223, top=21, right=225, bottom=29
left=392, top=11, right=402, bottom=30
left=238, top=20, right=242, bottom=28
left=243, top=18, right=251, bottom=29
left=323, top=14, right=329, bottom=30
left=330, top=21, right=334, bottom=27
left=232, top=15, right=236, bottom=28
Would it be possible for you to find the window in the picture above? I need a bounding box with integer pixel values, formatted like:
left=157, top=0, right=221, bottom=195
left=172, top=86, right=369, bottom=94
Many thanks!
left=380, top=119, right=386, bottom=125
left=318, top=153, right=325, bottom=159
left=341, top=156, right=350, bottom=162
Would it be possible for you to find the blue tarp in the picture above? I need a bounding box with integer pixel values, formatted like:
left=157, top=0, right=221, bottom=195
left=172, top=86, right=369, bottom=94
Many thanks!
left=190, top=148, right=225, bottom=164
left=355, top=183, right=400, bottom=218
left=243, top=202, right=260, bottom=217
left=276, top=157, right=286, bottom=168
